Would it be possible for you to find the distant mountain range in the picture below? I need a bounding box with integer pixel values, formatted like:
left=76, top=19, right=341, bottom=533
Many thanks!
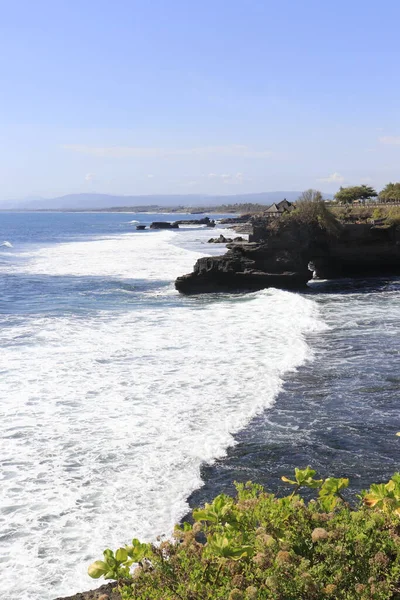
left=0, top=191, right=333, bottom=211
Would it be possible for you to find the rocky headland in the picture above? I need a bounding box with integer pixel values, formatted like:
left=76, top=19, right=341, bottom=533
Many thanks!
left=175, top=204, right=400, bottom=294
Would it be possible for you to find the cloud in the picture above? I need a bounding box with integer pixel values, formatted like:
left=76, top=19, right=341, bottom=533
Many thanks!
left=317, top=172, right=345, bottom=183
left=379, top=136, right=400, bottom=145
left=62, top=144, right=273, bottom=159
left=85, top=172, right=95, bottom=182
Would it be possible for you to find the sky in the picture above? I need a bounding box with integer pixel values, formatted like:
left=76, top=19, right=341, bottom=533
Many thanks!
left=1, top=0, right=400, bottom=202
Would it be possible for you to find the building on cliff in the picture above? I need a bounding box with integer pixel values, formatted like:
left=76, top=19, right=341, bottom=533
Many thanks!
left=263, top=199, right=295, bottom=218
left=248, top=200, right=296, bottom=242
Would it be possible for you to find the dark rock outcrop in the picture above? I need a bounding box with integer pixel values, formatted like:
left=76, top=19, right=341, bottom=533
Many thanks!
left=175, top=219, right=400, bottom=294
left=150, top=221, right=179, bottom=229
left=208, top=235, right=245, bottom=244
left=311, top=224, right=400, bottom=279
left=175, top=268, right=308, bottom=294
left=208, top=235, right=231, bottom=243
left=175, top=241, right=310, bottom=294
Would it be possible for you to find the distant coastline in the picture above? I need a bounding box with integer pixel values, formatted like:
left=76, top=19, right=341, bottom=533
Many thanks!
left=0, top=191, right=328, bottom=212
left=0, top=203, right=265, bottom=214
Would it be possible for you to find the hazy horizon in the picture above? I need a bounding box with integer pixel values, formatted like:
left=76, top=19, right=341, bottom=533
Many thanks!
left=1, top=190, right=324, bottom=210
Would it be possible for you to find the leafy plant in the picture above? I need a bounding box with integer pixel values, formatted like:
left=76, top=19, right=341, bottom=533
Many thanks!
left=281, top=466, right=323, bottom=492
left=363, top=473, right=400, bottom=515
left=87, top=470, right=400, bottom=599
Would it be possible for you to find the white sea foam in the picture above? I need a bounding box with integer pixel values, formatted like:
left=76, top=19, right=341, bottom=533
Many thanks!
left=0, top=240, right=13, bottom=247
left=0, top=227, right=325, bottom=599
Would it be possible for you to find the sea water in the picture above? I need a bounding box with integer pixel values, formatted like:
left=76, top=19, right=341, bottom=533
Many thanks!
left=0, top=212, right=398, bottom=599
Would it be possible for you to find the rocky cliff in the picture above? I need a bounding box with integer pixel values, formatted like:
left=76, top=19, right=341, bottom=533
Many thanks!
left=175, top=214, right=400, bottom=294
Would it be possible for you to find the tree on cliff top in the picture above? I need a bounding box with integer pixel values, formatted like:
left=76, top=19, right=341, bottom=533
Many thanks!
left=335, top=185, right=377, bottom=204
left=289, top=189, right=341, bottom=236
left=379, top=182, right=400, bottom=203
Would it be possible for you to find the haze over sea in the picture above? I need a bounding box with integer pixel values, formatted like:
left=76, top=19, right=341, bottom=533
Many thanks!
left=1, top=212, right=399, bottom=600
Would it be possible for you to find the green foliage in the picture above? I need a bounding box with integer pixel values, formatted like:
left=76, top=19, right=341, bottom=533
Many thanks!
left=332, top=204, right=374, bottom=223
left=379, top=183, right=400, bottom=203
left=287, top=189, right=342, bottom=236
left=363, top=474, right=400, bottom=515
left=193, top=493, right=236, bottom=525
left=88, top=470, right=400, bottom=599
left=318, top=478, right=349, bottom=511
left=335, top=185, right=378, bottom=204
left=386, top=206, right=400, bottom=226
left=281, top=466, right=323, bottom=489
left=331, top=203, right=400, bottom=226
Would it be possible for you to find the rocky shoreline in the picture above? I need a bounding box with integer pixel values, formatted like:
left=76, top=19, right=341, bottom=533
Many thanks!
left=175, top=212, right=400, bottom=294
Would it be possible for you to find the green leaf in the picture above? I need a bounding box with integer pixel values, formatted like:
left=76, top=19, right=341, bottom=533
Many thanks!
left=319, top=477, right=349, bottom=497
left=193, top=507, right=218, bottom=523
left=363, top=484, right=390, bottom=508
left=116, top=548, right=128, bottom=562
left=281, top=476, right=297, bottom=485
left=88, top=560, right=108, bottom=579
left=126, top=539, right=150, bottom=562
left=295, top=467, right=323, bottom=488
left=318, top=477, right=349, bottom=510
left=282, top=467, right=323, bottom=489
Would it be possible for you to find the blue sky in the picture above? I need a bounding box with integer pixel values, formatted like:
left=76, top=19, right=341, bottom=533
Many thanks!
left=1, top=0, right=400, bottom=201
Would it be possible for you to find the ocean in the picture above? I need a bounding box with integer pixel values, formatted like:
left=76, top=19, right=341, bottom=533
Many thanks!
left=0, top=212, right=399, bottom=600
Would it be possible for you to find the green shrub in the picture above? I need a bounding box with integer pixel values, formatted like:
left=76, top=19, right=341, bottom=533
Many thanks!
left=386, top=206, right=400, bottom=226
left=289, top=190, right=342, bottom=236
left=88, top=468, right=400, bottom=599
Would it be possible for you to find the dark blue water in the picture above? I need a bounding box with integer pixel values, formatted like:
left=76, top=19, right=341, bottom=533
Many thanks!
left=0, top=210, right=232, bottom=247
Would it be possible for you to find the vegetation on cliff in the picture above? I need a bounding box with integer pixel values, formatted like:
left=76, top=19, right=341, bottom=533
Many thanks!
left=379, top=184, right=400, bottom=204
left=331, top=204, right=400, bottom=226
left=283, top=189, right=342, bottom=236
left=334, top=185, right=378, bottom=205
left=88, top=468, right=400, bottom=599
left=331, top=181, right=400, bottom=206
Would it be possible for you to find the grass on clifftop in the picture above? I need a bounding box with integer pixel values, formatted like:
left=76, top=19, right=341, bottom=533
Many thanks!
left=88, top=468, right=400, bottom=599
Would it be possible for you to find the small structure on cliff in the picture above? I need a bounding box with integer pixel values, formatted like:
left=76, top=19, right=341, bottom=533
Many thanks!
left=263, top=199, right=295, bottom=219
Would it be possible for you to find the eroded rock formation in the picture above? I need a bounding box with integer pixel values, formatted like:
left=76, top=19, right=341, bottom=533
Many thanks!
left=175, top=216, right=400, bottom=294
